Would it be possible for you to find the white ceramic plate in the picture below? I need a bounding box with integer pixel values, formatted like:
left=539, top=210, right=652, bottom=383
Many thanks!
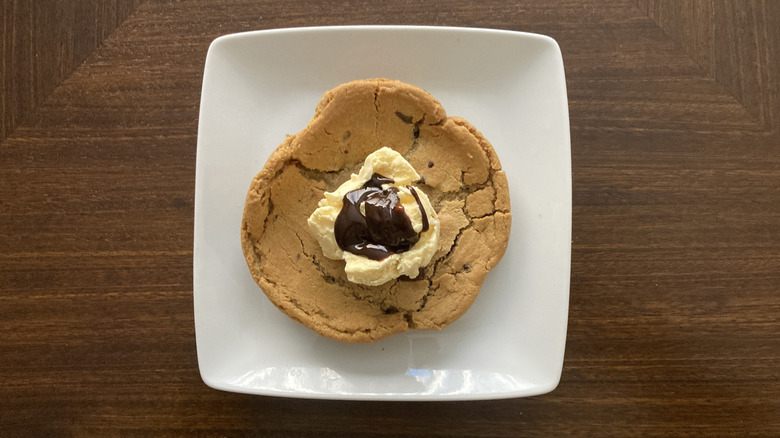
left=194, top=26, right=571, bottom=401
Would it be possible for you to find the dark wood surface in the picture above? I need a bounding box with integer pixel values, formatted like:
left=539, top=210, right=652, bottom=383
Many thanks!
left=1, top=0, right=778, bottom=436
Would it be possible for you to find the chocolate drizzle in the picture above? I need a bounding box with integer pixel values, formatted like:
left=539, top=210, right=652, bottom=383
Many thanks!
left=407, top=186, right=429, bottom=232
left=334, top=173, right=428, bottom=261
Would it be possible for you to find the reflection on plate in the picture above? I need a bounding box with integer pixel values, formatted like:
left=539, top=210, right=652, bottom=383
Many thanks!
left=194, top=25, right=571, bottom=401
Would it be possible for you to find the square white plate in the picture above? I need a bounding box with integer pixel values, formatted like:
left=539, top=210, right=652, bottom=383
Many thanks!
left=194, top=26, right=571, bottom=401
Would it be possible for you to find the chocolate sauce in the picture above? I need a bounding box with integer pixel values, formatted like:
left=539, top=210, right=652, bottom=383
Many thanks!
left=407, top=186, right=429, bottom=232
left=364, top=173, right=394, bottom=189
left=334, top=173, right=428, bottom=261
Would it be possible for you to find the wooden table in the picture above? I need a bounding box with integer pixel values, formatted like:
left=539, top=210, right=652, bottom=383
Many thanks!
left=2, top=1, right=778, bottom=436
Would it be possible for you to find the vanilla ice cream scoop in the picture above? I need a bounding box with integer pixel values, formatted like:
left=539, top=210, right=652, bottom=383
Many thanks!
left=307, top=147, right=440, bottom=286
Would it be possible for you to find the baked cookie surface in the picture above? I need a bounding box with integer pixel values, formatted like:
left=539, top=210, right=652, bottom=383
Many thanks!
left=241, top=78, right=511, bottom=343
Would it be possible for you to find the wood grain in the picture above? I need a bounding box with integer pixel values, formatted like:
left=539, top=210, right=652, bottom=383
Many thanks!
left=0, top=0, right=143, bottom=141
left=1, top=0, right=779, bottom=436
left=637, top=0, right=777, bottom=132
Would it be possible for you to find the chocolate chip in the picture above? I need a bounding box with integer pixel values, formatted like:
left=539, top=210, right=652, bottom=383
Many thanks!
left=427, top=161, right=434, bottom=168
left=395, top=111, right=413, bottom=124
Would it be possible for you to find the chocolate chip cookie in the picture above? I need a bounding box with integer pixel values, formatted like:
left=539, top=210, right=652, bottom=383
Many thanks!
left=241, top=78, right=511, bottom=343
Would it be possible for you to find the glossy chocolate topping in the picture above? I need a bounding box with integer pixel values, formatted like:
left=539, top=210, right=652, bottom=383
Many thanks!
left=334, top=173, right=429, bottom=261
